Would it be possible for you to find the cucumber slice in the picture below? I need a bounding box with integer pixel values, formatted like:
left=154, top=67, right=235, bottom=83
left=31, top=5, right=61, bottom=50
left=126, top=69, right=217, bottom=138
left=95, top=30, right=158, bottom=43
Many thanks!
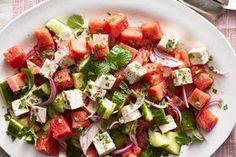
left=47, top=105, right=60, bottom=118
left=141, top=104, right=154, bottom=121
left=112, top=90, right=128, bottom=111
left=52, top=93, right=66, bottom=113
left=121, top=122, right=132, bottom=135
left=97, top=98, right=116, bottom=119
left=148, top=130, right=169, bottom=148
left=18, top=117, right=28, bottom=127
left=7, top=118, right=24, bottom=138
left=42, top=121, right=50, bottom=132
left=72, top=73, right=86, bottom=90
left=79, top=57, right=94, bottom=73
left=66, top=138, right=82, bottom=157
left=46, top=18, right=68, bottom=37
left=164, top=132, right=181, bottom=155
left=110, top=130, right=127, bottom=149
left=32, top=83, right=50, bottom=99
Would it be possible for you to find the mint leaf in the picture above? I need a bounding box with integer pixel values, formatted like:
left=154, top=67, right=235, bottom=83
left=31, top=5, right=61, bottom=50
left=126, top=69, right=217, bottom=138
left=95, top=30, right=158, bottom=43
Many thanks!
left=67, top=14, right=84, bottom=29
left=176, top=132, right=195, bottom=145
left=107, top=45, right=132, bottom=70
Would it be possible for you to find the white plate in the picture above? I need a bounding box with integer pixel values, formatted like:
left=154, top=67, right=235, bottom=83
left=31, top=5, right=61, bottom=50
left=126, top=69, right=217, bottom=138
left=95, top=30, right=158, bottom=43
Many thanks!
left=0, top=0, right=235, bottom=156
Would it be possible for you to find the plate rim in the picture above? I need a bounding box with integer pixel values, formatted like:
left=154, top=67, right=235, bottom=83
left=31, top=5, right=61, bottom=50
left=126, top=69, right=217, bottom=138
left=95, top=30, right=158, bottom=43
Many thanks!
left=0, top=0, right=235, bottom=156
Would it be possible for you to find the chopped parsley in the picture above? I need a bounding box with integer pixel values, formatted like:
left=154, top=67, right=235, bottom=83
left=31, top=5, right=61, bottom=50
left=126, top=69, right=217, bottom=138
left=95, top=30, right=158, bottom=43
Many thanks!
left=18, top=102, right=27, bottom=109
left=208, top=66, right=215, bottom=71
left=166, top=39, right=175, bottom=50
left=74, top=116, right=79, bottom=122
left=222, top=104, right=228, bottom=111
left=209, top=55, right=213, bottom=61
left=212, top=88, right=218, bottom=94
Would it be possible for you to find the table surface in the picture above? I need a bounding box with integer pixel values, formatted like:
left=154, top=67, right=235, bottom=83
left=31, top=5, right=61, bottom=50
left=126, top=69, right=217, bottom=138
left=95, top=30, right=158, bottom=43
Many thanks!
left=0, top=0, right=235, bottom=157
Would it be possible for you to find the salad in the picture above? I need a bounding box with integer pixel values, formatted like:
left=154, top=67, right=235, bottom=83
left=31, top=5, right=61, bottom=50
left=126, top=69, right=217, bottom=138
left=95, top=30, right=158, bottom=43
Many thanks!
left=0, top=12, right=226, bottom=157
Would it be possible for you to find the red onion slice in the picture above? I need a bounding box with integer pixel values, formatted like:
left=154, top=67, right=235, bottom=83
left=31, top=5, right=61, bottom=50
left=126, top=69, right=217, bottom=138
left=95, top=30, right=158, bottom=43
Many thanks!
left=182, top=86, right=189, bottom=108
left=204, top=64, right=229, bottom=76
left=197, top=96, right=223, bottom=117
left=108, top=121, right=120, bottom=130
left=151, top=48, right=183, bottom=68
left=112, top=144, right=133, bottom=155
left=80, top=123, right=100, bottom=155
left=129, top=121, right=138, bottom=146
left=169, top=103, right=182, bottom=123
left=39, top=77, right=57, bottom=106
left=144, top=99, right=169, bottom=109
left=193, top=128, right=205, bottom=141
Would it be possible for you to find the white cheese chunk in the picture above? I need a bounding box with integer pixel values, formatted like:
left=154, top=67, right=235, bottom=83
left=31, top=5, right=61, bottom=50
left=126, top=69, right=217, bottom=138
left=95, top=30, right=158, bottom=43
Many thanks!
left=93, top=34, right=109, bottom=45
left=158, top=33, right=179, bottom=52
left=93, top=132, right=116, bottom=156
left=85, top=80, right=107, bottom=101
left=40, top=59, right=58, bottom=78
left=119, top=104, right=142, bottom=123
left=124, top=61, right=147, bottom=84
left=31, top=106, right=47, bottom=123
left=95, top=74, right=116, bottom=89
left=12, top=99, right=29, bottom=117
left=84, top=100, right=98, bottom=115
left=62, top=89, right=84, bottom=110
left=159, top=115, right=177, bottom=133
left=172, top=68, right=193, bottom=86
left=188, top=47, right=209, bottom=65
left=54, top=50, right=75, bottom=68
left=23, top=92, right=43, bottom=106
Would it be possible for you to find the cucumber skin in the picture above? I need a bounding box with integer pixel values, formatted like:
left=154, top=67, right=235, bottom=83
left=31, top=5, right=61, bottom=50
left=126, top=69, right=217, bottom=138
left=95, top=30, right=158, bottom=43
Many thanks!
left=46, top=18, right=68, bottom=37
left=112, top=90, right=128, bottom=111
left=141, top=104, right=154, bottom=121
left=72, top=73, right=86, bottom=90
left=164, top=132, right=181, bottom=155
left=32, top=83, right=50, bottom=99
left=148, top=131, right=169, bottom=148
left=97, top=99, right=116, bottom=119
left=52, top=93, right=65, bottom=113
left=7, top=118, right=24, bottom=138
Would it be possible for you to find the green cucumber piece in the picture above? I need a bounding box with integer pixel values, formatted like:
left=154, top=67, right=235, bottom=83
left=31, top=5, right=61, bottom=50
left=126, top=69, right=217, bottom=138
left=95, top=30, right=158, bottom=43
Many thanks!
left=112, top=90, right=128, bottom=111
left=164, top=132, right=181, bottom=155
left=7, top=118, right=24, bottom=138
left=72, top=73, right=86, bottom=90
left=79, top=57, right=94, bottom=73
left=97, top=98, right=116, bottom=119
left=32, top=83, right=50, bottom=99
left=181, top=109, right=196, bottom=131
left=148, top=130, right=169, bottom=148
left=47, top=105, right=60, bottom=118
left=18, top=118, right=28, bottom=128
left=46, top=18, right=68, bottom=37
left=42, top=121, right=50, bottom=132
left=0, top=81, right=16, bottom=107
left=121, top=122, right=132, bottom=135
left=141, top=104, right=154, bottom=121
left=153, top=108, right=169, bottom=125
left=66, top=138, right=82, bottom=157
left=52, top=93, right=66, bottom=113
left=110, top=130, right=127, bottom=149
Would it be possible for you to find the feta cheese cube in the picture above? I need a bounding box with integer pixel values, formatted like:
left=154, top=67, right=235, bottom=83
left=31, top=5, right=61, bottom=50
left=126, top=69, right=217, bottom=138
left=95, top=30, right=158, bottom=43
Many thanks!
left=172, top=68, right=193, bottom=86
left=124, top=61, right=147, bottom=84
left=40, top=59, right=58, bottom=78
left=54, top=50, right=75, bottom=68
left=93, top=132, right=116, bottom=156
left=31, top=106, right=47, bottom=123
left=85, top=80, right=107, bottom=101
left=23, top=92, right=43, bottom=106
left=95, top=74, right=116, bottom=89
left=158, top=33, right=179, bottom=52
left=93, top=34, right=109, bottom=45
left=159, top=115, right=177, bottom=133
left=119, top=104, right=142, bottom=123
left=188, top=47, right=209, bottom=65
left=12, top=99, right=29, bottom=117
left=62, top=89, right=84, bottom=110
left=84, top=100, right=98, bottom=115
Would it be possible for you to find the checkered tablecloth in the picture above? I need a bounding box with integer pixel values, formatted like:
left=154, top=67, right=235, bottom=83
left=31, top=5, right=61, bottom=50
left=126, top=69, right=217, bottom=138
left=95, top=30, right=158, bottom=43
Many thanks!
left=0, top=0, right=235, bottom=156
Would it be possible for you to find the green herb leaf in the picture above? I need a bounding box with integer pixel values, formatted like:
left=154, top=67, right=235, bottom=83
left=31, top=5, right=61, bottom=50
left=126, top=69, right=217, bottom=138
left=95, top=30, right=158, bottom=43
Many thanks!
left=176, top=132, right=196, bottom=145
left=21, top=68, right=35, bottom=91
left=67, top=14, right=84, bottom=29
left=40, top=50, right=55, bottom=59
left=181, top=109, right=196, bottom=131
left=107, top=45, right=132, bottom=70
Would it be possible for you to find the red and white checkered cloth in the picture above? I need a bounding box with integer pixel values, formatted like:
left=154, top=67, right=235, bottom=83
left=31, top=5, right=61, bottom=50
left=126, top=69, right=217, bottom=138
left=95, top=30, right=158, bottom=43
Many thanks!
left=9, top=0, right=236, bottom=157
